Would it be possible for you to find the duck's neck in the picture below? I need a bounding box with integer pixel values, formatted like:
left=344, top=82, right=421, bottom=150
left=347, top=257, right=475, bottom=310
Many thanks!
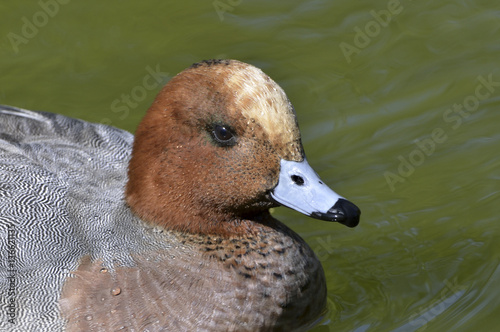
left=171, top=212, right=297, bottom=250
left=126, top=164, right=276, bottom=236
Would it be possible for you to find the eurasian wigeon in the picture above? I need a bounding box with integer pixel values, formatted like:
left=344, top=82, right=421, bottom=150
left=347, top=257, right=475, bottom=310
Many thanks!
left=0, top=59, right=360, bottom=331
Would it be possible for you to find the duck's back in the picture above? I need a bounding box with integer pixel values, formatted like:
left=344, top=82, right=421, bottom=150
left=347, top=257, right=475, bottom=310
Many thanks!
left=0, top=106, right=140, bottom=330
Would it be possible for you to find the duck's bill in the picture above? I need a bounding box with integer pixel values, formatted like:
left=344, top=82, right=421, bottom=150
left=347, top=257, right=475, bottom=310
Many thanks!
left=270, top=159, right=360, bottom=228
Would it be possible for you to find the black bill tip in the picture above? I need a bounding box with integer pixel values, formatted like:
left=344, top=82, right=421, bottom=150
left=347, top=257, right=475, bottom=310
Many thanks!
left=311, top=198, right=360, bottom=227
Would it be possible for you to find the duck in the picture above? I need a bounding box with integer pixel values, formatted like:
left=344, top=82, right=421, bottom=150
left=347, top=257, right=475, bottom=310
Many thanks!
left=0, top=59, right=360, bottom=331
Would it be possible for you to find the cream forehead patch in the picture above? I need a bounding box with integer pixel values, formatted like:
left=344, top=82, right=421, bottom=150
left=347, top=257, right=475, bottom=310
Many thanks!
left=225, top=64, right=300, bottom=145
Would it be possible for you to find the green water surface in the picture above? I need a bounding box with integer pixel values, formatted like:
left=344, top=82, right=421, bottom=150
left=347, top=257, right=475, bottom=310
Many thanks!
left=1, top=0, right=499, bottom=331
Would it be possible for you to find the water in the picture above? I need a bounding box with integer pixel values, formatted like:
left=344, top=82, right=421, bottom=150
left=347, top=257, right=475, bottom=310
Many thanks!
left=1, top=0, right=499, bottom=330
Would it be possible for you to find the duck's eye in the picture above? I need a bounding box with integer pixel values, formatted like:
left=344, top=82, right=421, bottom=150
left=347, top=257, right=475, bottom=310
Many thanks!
left=212, top=124, right=236, bottom=147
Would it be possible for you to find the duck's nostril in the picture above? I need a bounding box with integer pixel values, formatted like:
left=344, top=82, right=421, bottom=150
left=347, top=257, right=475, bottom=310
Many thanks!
left=291, top=175, right=305, bottom=186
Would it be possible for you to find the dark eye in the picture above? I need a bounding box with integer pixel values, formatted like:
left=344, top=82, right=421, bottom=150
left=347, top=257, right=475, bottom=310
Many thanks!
left=212, top=124, right=237, bottom=147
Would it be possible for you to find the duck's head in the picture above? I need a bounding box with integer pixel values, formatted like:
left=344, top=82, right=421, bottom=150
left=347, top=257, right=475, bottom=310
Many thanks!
left=126, top=59, right=360, bottom=236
